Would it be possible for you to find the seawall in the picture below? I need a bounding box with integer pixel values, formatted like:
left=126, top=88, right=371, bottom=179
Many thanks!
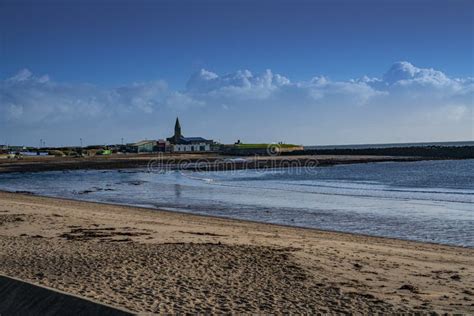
left=0, top=274, right=132, bottom=315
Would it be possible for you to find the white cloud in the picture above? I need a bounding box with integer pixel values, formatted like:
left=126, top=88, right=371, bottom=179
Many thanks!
left=165, top=92, right=205, bottom=110
left=185, top=68, right=384, bottom=105
left=0, top=70, right=175, bottom=123
left=114, top=81, right=169, bottom=114
left=380, top=61, right=471, bottom=97
left=6, top=103, right=24, bottom=119
left=1, top=62, right=472, bottom=145
left=303, top=76, right=385, bottom=105
left=186, top=68, right=290, bottom=100
left=8, top=68, right=33, bottom=82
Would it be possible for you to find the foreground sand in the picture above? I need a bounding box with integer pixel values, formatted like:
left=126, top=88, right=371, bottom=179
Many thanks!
left=0, top=191, right=472, bottom=314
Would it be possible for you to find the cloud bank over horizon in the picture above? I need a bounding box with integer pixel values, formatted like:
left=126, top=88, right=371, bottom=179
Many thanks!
left=1, top=61, right=472, bottom=146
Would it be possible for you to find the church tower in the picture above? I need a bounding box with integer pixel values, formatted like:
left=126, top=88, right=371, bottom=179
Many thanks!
left=174, top=117, right=182, bottom=143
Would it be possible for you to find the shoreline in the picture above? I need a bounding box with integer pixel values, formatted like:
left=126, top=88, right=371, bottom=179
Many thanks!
left=0, top=191, right=473, bottom=313
left=0, top=153, right=441, bottom=174
left=1, top=189, right=471, bottom=250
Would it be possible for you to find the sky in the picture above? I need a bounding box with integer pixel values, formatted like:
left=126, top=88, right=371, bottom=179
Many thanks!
left=0, top=0, right=473, bottom=146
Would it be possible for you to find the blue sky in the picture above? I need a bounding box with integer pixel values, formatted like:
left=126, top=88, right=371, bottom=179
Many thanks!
left=0, top=0, right=473, bottom=146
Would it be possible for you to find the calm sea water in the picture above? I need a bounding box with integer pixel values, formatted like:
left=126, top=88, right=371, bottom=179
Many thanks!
left=305, top=140, right=474, bottom=149
left=0, top=160, right=472, bottom=247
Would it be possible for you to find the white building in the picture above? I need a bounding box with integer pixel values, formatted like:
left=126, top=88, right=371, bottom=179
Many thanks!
left=173, top=142, right=211, bottom=152
left=167, top=118, right=214, bottom=153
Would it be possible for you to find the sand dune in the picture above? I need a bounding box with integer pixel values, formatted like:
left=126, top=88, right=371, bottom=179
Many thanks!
left=0, top=191, right=473, bottom=313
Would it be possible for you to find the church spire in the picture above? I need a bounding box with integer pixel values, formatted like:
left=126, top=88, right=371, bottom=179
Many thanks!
left=174, top=117, right=182, bottom=142
left=175, top=117, right=181, bottom=131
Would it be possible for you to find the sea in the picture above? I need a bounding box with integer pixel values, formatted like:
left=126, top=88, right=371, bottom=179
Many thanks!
left=304, top=140, right=474, bottom=150
left=0, top=159, right=472, bottom=247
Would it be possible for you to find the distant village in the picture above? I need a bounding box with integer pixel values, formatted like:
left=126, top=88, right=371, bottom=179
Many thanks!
left=0, top=117, right=303, bottom=158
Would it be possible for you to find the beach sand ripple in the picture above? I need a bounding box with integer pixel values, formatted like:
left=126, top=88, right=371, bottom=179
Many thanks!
left=0, top=237, right=400, bottom=313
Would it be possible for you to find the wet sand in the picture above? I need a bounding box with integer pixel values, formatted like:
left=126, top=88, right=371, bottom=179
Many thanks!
left=0, top=191, right=473, bottom=313
left=0, top=153, right=428, bottom=173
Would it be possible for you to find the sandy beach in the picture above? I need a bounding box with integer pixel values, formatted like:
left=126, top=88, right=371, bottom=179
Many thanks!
left=0, top=191, right=473, bottom=314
